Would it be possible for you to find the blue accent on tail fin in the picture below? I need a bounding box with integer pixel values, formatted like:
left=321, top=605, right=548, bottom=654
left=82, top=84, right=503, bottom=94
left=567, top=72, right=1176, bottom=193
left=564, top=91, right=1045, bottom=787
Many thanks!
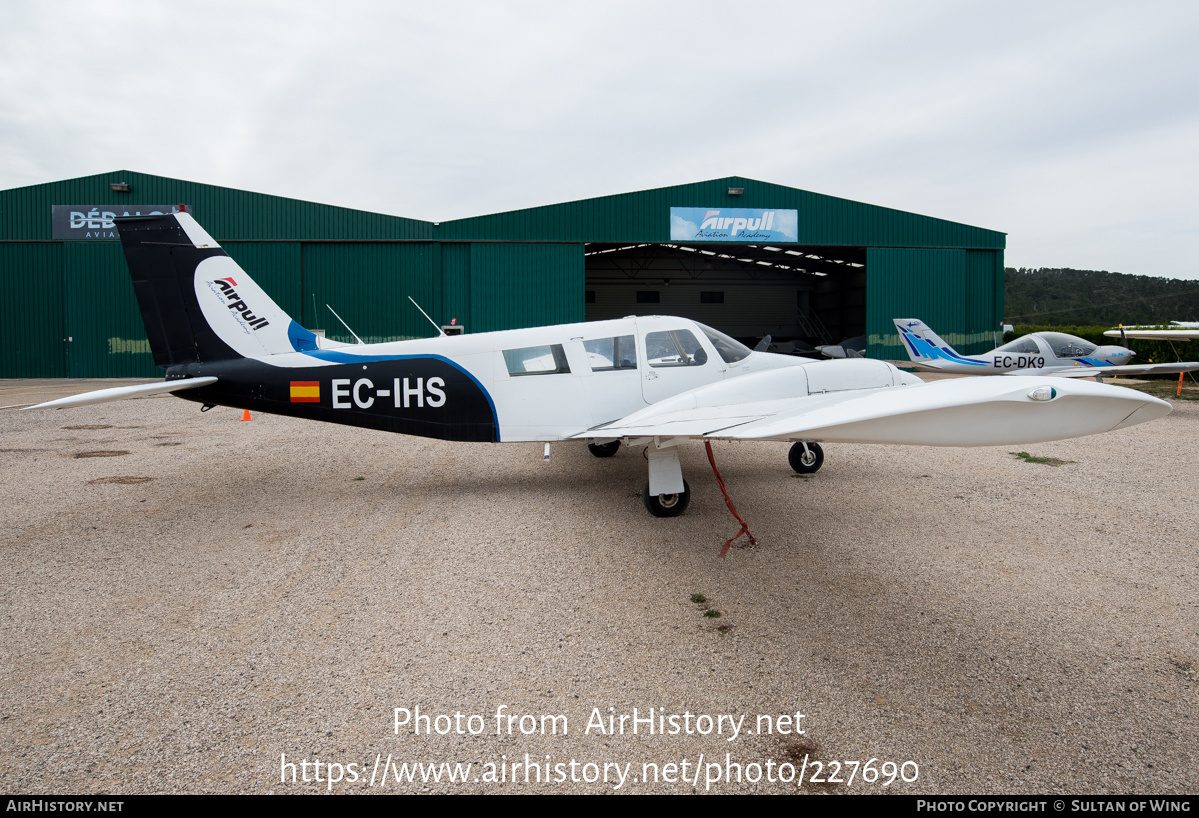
left=288, top=321, right=319, bottom=352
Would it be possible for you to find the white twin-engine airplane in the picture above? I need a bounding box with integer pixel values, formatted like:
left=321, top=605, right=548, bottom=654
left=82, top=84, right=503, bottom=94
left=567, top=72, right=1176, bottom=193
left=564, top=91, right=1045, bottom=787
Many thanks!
left=894, top=318, right=1199, bottom=380
left=30, top=212, right=1173, bottom=517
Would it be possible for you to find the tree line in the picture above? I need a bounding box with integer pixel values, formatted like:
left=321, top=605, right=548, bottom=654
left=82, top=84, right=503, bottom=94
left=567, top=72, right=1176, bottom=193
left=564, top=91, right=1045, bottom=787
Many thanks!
left=1005, top=267, right=1199, bottom=326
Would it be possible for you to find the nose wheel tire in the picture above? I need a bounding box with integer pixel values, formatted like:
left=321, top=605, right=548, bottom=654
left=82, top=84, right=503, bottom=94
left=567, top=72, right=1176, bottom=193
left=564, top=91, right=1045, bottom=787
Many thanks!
left=587, top=440, right=621, bottom=458
left=642, top=480, right=691, bottom=517
left=788, top=441, right=824, bottom=474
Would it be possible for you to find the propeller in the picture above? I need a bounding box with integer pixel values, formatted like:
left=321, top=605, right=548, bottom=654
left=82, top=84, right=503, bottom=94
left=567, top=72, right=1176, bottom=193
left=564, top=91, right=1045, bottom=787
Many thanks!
left=754, top=334, right=772, bottom=352
left=1119, top=325, right=1128, bottom=349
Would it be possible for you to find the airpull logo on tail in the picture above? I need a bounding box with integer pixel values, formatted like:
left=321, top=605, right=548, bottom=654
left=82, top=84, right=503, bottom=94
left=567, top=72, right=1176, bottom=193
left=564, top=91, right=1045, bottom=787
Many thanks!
left=213, top=277, right=270, bottom=330
left=192, top=252, right=303, bottom=358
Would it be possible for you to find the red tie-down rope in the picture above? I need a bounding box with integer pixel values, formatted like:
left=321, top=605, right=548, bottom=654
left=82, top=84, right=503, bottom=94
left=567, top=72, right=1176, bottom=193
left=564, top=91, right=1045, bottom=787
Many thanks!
left=704, top=440, right=757, bottom=557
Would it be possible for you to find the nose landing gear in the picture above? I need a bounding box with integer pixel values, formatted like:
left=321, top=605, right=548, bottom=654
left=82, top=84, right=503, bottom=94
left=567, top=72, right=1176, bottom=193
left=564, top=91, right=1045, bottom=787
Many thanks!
left=788, top=441, right=824, bottom=474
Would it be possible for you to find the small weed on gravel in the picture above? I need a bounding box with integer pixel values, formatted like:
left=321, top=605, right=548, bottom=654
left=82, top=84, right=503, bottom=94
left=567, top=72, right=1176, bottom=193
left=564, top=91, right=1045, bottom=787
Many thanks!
left=1011, top=451, right=1074, bottom=467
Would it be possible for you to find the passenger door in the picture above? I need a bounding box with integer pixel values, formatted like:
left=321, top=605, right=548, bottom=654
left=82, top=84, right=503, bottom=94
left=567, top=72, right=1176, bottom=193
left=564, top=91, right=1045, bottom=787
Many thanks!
left=638, top=320, right=721, bottom=404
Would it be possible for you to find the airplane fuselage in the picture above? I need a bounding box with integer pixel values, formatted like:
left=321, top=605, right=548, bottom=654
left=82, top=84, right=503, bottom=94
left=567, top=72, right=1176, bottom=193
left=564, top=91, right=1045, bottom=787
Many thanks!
left=167, top=316, right=808, bottom=443
left=896, top=322, right=1134, bottom=375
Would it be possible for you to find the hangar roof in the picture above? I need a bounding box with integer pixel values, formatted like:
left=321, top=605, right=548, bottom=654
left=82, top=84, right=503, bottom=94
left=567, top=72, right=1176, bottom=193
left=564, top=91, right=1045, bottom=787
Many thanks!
left=0, top=169, right=432, bottom=241
left=2, top=171, right=1004, bottom=249
left=439, top=176, right=1006, bottom=249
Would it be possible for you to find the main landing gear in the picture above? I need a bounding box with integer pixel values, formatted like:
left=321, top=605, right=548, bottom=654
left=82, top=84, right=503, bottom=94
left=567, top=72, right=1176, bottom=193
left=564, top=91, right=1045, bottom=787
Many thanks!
left=587, top=440, right=621, bottom=458
left=642, top=480, right=691, bottom=517
left=586, top=438, right=824, bottom=518
left=788, top=441, right=824, bottom=474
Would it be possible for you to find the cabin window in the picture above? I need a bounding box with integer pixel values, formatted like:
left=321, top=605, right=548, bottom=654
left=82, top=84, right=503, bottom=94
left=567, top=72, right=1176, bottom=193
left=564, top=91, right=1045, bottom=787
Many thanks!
left=503, top=344, right=571, bottom=376
left=645, top=329, right=708, bottom=367
left=583, top=335, right=637, bottom=371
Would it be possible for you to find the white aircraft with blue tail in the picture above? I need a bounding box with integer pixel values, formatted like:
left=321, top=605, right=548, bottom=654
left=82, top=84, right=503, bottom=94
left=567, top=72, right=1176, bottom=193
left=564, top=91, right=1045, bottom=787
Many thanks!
left=894, top=319, right=1199, bottom=380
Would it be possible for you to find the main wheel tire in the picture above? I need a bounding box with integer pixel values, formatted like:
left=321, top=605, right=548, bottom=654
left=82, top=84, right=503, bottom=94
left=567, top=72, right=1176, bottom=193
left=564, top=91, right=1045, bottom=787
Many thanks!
left=788, top=441, right=824, bottom=474
left=642, top=479, right=691, bottom=517
left=587, top=440, right=621, bottom=458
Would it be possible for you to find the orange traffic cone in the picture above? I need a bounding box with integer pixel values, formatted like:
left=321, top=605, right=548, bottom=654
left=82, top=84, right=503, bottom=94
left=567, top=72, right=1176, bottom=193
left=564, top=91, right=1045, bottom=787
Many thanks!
left=240, top=409, right=252, bottom=421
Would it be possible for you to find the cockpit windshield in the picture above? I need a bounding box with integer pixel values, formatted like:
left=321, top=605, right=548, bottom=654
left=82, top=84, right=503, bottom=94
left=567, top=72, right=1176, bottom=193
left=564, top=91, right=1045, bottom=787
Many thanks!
left=1038, top=332, right=1096, bottom=359
left=693, top=322, right=752, bottom=364
left=994, top=336, right=1041, bottom=355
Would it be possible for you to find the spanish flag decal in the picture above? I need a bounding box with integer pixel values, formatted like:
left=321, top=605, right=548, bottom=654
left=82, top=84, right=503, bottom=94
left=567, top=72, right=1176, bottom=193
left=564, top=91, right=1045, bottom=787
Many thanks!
left=289, top=381, right=320, bottom=403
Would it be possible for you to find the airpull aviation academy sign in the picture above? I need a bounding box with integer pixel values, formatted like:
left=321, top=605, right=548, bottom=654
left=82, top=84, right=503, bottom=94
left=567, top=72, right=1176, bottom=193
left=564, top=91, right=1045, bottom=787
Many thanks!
left=669, top=207, right=798, bottom=243
left=51, top=205, right=188, bottom=240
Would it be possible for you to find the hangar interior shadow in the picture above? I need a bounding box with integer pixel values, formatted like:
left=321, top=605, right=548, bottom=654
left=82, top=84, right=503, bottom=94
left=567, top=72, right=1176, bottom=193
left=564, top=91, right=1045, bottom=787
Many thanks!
left=583, top=242, right=867, bottom=347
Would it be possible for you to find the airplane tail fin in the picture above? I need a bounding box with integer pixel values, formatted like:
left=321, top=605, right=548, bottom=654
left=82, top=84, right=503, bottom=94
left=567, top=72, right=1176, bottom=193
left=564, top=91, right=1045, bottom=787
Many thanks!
left=117, top=211, right=318, bottom=368
left=892, top=318, right=960, bottom=367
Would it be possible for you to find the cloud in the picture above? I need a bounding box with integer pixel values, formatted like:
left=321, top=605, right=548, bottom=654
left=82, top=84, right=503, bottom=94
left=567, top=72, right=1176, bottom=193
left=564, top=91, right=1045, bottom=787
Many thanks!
left=2, top=0, right=1196, bottom=277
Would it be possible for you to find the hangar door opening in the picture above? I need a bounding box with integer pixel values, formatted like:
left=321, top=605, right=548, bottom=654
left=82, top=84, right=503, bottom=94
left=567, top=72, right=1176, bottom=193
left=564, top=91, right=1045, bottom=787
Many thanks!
left=583, top=242, right=866, bottom=347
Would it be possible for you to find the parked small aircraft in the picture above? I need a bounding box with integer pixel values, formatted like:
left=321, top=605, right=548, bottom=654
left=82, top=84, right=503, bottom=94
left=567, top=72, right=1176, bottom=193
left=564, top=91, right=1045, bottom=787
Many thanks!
left=894, top=319, right=1199, bottom=379
left=29, top=213, right=1174, bottom=517
left=816, top=335, right=866, bottom=359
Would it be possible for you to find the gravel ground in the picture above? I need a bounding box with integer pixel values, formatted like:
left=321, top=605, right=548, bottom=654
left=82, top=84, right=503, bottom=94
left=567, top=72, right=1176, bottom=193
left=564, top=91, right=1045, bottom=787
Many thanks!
left=1, top=378, right=1196, bottom=794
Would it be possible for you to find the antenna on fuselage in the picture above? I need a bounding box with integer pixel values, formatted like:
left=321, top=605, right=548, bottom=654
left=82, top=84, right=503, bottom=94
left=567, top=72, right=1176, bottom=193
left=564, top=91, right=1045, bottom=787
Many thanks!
left=326, top=304, right=364, bottom=345
left=408, top=296, right=447, bottom=337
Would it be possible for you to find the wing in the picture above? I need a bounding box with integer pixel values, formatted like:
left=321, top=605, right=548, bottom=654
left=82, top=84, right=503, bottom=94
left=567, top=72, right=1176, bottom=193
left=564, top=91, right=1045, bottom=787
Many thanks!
left=1104, top=329, right=1199, bottom=341
left=576, top=363, right=1170, bottom=447
left=23, top=377, right=219, bottom=410
left=1014, top=362, right=1199, bottom=379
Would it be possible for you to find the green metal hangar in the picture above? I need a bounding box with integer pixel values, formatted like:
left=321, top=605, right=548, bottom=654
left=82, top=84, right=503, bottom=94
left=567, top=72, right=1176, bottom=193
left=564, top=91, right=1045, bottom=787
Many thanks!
left=0, top=171, right=1005, bottom=378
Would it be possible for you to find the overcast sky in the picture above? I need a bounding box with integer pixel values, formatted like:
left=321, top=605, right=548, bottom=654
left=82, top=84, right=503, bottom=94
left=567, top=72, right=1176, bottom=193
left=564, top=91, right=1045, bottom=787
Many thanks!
left=3, top=1, right=1197, bottom=279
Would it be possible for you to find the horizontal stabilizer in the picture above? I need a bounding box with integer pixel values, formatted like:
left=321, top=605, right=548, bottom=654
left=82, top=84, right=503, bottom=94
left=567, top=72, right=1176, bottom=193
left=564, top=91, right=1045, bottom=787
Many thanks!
left=24, top=377, right=219, bottom=410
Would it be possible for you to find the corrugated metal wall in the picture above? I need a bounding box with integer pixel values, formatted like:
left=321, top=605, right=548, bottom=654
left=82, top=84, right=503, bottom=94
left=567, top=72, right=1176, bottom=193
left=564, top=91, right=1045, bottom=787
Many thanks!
left=467, top=244, right=584, bottom=332
left=223, top=243, right=303, bottom=319
left=0, top=243, right=65, bottom=377
left=866, top=248, right=1003, bottom=359
left=62, top=243, right=156, bottom=377
left=301, top=243, right=442, bottom=342
left=1, top=171, right=1004, bottom=377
